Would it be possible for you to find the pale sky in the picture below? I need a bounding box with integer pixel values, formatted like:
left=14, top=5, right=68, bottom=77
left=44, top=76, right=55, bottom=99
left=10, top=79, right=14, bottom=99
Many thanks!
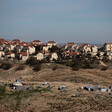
left=0, top=0, right=112, bottom=43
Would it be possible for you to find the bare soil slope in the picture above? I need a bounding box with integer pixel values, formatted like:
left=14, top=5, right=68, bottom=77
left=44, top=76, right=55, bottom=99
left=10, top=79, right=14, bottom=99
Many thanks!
left=0, top=63, right=112, bottom=112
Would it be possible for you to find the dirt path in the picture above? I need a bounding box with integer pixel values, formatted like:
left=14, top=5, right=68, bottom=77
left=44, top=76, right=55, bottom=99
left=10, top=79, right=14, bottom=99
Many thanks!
left=99, top=61, right=107, bottom=66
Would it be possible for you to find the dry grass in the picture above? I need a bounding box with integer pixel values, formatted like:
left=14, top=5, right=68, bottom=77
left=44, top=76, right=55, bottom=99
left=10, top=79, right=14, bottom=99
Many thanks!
left=0, top=63, right=112, bottom=112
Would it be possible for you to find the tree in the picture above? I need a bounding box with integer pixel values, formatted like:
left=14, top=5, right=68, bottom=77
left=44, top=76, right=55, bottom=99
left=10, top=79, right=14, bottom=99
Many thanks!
left=35, top=45, right=43, bottom=54
left=48, top=46, right=60, bottom=52
left=12, top=48, right=18, bottom=59
left=33, top=64, right=41, bottom=71
left=83, top=60, right=91, bottom=69
left=25, top=57, right=40, bottom=66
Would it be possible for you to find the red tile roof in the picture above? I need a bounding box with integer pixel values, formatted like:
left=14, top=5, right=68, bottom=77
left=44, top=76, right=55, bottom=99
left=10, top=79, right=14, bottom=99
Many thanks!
left=47, top=41, right=56, bottom=43
left=21, top=41, right=28, bottom=45
left=33, top=40, right=41, bottom=42
left=20, top=52, right=27, bottom=56
left=50, top=52, right=57, bottom=55
left=32, top=43, right=45, bottom=46
left=6, top=42, right=15, bottom=45
left=0, top=38, right=5, bottom=42
left=0, top=41, right=5, bottom=44
left=0, top=39, right=9, bottom=44
left=65, top=52, right=81, bottom=55
left=12, top=39, right=20, bottom=42
left=32, top=43, right=38, bottom=46
left=91, top=45, right=96, bottom=47
left=81, top=43, right=90, bottom=47
left=27, top=44, right=33, bottom=47
left=17, top=43, right=24, bottom=46
left=39, top=43, right=45, bottom=46
left=17, top=42, right=33, bottom=47
left=6, top=52, right=14, bottom=55
left=12, top=41, right=20, bottom=45
left=67, top=42, right=76, bottom=45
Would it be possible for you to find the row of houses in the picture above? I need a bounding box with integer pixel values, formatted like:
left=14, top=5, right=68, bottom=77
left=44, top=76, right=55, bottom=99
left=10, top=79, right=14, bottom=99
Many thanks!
left=0, top=39, right=58, bottom=61
left=62, top=42, right=112, bottom=60
left=62, top=42, right=98, bottom=55
left=0, top=38, right=112, bottom=61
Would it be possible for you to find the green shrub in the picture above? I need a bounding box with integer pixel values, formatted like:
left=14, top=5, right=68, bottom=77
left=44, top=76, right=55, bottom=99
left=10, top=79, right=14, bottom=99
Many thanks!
left=0, top=64, right=2, bottom=69
left=102, top=57, right=109, bottom=63
left=83, top=60, right=91, bottom=69
left=15, top=65, right=25, bottom=71
left=65, top=61, right=74, bottom=67
left=25, top=57, right=40, bottom=66
left=52, top=65, right=58, bottom=71
left=101, top=66, right=108, bottom=71
left=48, top=46, right=60, bottom=52
left=33, top=64, right=41, bottom=71
left=0, top=63, right=12, bottom=70
left=0, top=86, right=5, bottom=96
left=72, top=66, right=80, bottom=71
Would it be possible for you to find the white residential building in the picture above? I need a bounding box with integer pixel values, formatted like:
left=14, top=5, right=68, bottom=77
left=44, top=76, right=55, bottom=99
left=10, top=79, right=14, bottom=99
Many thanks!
left=47, top=41, right=57, bottom=48
left=50, top=52, right=58, bottom=60
left=91, top=45, right=98, bottom=56
left=0, top=51, right=5, bottom=58
left=22, top=44, right=35, bottom=55
left=5, top=52, right=15, bottom=60
left=4, top=43, right=15, bottom=52
left=32, top=40, right=42, bottom=45
left=79, top=44, right=91, bottom=54
left=37, top=53, right=44, bottom=60
left=104, top=43, right=112, bottom=52
left=19, top=52, right=29, bottom=61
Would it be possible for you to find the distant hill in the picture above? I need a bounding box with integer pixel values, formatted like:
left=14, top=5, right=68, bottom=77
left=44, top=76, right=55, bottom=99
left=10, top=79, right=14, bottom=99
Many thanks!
left=2, top=39, right=103, bottom=47
left=58, top=43, right=103, bottom=47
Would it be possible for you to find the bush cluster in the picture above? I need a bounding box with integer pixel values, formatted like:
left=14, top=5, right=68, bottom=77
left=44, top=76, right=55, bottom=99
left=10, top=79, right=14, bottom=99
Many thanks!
left=102, top=57, right=109, bottom=63
left=52, top=65, right=58, bottom=71
left=15, top=65, right=25, bottom=71
left=33, top=65, right=41, bottom=71
left=65, top=61, right=74, bottom=67
left=64, top=56, right=99, bottom=70
left=101, top=66, right=108, bottom=71
left=65, top=59, right=81, bottom=71
left=83, top=60, right=91, bottom=69
left=25, top=57, right=40, bottom=66
left=0, top=86, right=5, bottom=96
left=0, top=63, right=12, bottom=70
left=25, top=57, right=41, bottom=71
